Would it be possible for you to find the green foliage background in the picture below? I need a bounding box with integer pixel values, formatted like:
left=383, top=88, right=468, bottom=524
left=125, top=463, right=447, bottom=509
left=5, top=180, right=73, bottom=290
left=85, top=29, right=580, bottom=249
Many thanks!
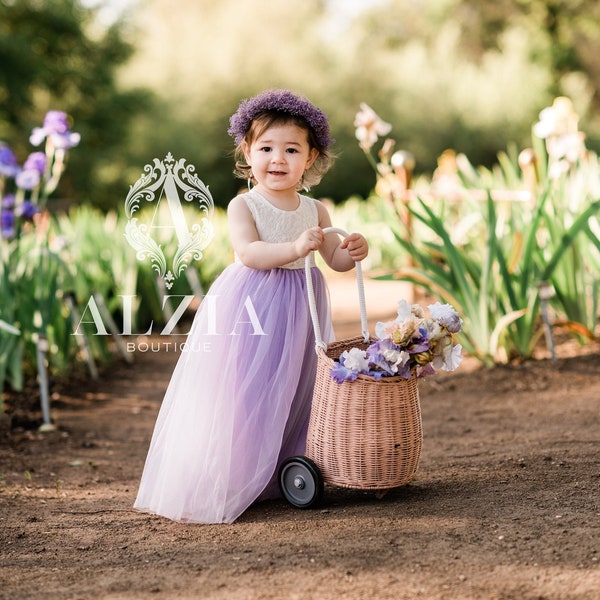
left=2, top=0, right=599, bottom=412
left=2, top=0, right=600, bottom=209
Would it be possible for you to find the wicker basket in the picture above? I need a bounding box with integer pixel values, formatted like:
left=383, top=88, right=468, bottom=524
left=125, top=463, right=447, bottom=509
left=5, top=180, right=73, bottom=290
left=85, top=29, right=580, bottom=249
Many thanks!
left=304, top=228, right=423, bottom=490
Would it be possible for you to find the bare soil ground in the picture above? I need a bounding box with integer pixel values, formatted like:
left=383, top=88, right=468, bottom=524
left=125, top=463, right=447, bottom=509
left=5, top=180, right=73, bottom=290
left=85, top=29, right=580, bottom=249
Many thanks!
left=1, top=277, right=599, bottom=600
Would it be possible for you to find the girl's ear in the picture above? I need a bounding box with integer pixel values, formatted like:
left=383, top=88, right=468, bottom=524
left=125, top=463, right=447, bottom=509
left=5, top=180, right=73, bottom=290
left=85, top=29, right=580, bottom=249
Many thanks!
left=305, top=148, right=318, bottom=169
left=241, top=141, right=251, bottom=165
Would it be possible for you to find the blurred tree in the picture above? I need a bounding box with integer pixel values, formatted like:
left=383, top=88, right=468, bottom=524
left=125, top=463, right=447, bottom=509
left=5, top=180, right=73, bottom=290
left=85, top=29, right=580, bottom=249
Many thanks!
left=0, top=0, right=153, bottom=210
left=335, top=1, right=553, bottom=169
left=4, top=0, right=598, bottom=210
left=451, top=0, right=600, bottom=107
left=338, top=0, right=599, bottom=167
left=119, top=0, right=364, bottom=206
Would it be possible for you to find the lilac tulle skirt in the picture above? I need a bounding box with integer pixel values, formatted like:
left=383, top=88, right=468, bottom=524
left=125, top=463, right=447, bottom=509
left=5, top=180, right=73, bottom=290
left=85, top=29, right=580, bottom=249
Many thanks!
left=134, top=263, right=333, bottom=524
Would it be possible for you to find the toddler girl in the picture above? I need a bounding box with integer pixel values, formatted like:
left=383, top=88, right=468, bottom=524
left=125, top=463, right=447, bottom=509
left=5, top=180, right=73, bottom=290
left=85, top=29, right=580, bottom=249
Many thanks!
left=134, top=89, right=368, bottom=523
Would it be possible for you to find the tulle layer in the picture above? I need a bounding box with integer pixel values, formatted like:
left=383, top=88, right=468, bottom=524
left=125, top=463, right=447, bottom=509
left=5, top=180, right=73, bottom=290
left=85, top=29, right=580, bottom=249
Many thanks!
left=134, top=264, right=333, bottom=523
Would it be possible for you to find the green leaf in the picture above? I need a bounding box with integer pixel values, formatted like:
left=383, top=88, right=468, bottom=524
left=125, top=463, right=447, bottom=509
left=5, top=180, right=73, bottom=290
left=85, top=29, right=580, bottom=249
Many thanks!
left=0, top=320, right=20, bottom=336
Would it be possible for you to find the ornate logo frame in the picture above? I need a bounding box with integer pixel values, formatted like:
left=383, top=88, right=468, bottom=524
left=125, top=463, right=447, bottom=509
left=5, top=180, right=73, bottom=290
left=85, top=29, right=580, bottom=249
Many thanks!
left=124, top=153, right=214, bottom=289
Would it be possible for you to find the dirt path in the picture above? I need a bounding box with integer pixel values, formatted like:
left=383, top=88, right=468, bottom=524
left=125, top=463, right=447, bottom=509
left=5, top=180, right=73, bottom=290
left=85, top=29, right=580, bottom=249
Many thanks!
left=1, top=276, right=599, bottom=600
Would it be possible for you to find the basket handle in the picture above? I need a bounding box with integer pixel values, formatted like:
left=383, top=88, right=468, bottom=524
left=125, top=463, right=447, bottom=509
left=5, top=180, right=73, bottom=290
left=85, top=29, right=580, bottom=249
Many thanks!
left=305, top=226, right=369, bottom=352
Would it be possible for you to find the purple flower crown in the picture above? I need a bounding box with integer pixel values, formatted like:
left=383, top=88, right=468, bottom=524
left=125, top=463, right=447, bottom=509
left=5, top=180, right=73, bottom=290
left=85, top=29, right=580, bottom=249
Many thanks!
left=228, top=89, right=333, bottom=150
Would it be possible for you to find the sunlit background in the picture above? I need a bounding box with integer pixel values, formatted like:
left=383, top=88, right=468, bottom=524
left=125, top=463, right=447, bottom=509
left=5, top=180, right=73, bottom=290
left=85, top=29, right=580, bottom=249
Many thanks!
left=1, top=0, right=599, bottom=404
left=2, top=0, right=600, bottom=209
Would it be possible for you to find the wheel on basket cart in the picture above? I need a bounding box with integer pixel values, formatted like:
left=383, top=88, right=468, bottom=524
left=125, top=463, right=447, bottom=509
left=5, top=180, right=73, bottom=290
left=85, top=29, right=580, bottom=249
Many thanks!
left=278, top=456, right=324, bottom=509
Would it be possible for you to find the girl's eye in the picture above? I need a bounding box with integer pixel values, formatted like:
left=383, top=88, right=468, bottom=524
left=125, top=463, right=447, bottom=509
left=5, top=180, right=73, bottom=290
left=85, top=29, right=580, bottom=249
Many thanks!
left=259, top=146, right=271, bottom=152
left=286, top=148, right=298, bottom=154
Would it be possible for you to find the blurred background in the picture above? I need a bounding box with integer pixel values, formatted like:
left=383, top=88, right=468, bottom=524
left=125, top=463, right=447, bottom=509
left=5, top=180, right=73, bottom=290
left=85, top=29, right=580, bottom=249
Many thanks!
left=1, top=0, right=600, bottom=406
left=2, top=0, right=600, bottom=210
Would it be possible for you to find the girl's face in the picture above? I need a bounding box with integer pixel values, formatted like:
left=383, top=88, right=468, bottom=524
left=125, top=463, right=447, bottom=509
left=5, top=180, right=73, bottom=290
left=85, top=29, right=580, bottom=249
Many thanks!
left=243, top=123, right=317, bottom=196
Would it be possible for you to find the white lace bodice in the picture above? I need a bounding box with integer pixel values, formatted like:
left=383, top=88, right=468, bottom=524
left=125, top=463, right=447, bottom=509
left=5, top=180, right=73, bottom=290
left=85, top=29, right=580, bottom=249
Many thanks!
left=238, top=190, right=319, bottom=269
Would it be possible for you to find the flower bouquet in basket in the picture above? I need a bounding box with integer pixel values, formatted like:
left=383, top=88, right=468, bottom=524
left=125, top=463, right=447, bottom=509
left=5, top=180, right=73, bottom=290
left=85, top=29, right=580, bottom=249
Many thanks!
left=331, top=300, right=463, bottom=383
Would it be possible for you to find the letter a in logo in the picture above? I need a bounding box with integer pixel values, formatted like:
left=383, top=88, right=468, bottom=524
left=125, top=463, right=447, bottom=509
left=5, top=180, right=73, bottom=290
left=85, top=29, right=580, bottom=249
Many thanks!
left=124, top=153, right=214, bottom=288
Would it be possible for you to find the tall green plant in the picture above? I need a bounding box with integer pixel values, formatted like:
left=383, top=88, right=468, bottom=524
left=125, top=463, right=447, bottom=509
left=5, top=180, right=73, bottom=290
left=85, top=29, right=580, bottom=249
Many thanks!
left=0, top=266, right=23, bottom=398
left=530, top=139, right=600, bottom=338
left=354, top=97, right=600, bottom=364
left=1, top=112, right=81, bottom=410
left=381, top=188, right=599, bottom=363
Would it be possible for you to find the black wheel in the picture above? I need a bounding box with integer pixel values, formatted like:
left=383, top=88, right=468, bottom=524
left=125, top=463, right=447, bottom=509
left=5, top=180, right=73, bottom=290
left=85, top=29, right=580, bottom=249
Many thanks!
left=278, top=456, right=324, bottom=509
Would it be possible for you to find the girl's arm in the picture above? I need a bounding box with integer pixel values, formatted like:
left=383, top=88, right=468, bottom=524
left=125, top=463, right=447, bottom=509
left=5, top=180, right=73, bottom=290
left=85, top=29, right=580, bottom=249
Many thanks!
left=315, top=200, right=369, bottom=272
left=228, top=195, right=324, bottom=270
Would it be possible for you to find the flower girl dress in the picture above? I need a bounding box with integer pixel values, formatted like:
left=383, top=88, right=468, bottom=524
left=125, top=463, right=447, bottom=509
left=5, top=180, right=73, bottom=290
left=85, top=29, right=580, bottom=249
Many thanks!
left=134, top=190, right=333, bottom=523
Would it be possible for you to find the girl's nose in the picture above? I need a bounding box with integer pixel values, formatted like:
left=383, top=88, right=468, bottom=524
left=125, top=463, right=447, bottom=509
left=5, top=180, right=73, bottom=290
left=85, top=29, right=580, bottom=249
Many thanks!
left=271, top=149, right=286, bottom=163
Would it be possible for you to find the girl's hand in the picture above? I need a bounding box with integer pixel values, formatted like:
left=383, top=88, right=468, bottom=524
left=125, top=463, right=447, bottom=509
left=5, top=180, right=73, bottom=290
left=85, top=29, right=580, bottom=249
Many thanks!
left=340, top=232, right=369, bottom=262
left=294, top=226, right=324, bottom=258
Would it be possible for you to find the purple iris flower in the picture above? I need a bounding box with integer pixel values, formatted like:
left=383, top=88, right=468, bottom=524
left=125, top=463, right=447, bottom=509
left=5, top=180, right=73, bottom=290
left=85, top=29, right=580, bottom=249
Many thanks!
left=428, top=302, right=463, bottom=333
left=395, top=364, right=413, bottom=379
left=15, top=200, right=39, bottom=221
left=0, top=143, right=20, bottom=177
left=366, top=338, right=398, bottom=375
left=50, top=130, right=81, bottom=149
left=364, top=369, right=387, bottom=380
left=16, top=169, right=41, bottom=191
left=368, top=340, right=413, bottom=378
left=1, top=193, right=15, bottom=210
left=418, top=363, right=436, bottom=378
left=331, top=361, right=360, bottom=384
left=43, top=111, right=70, bottom=134
left=23, top=152, right=47, bottom=174
left=406, top=327, right=430, bottom=354
left=1, top=209, right=16, bottom=239
left=30, top=110, right=80, bottom=149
